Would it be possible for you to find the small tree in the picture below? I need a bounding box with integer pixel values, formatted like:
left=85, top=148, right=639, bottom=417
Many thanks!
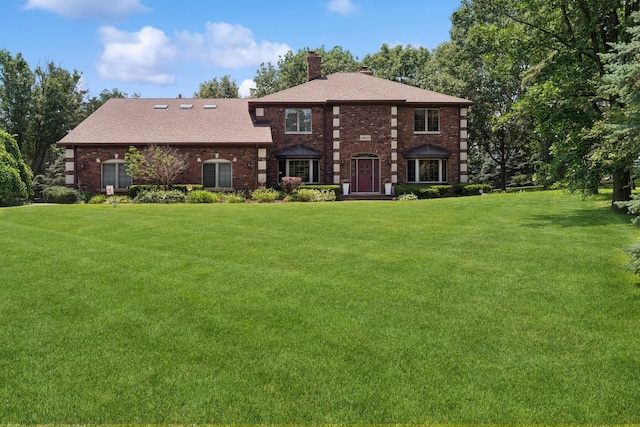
left=125, top=145, right=188, bottom=189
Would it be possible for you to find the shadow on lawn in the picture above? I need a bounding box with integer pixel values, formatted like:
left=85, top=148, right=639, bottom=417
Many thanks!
left=523, top=206, right=631, bottom=228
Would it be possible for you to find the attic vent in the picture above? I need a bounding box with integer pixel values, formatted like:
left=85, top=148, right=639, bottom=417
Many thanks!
left=154, top=104, right=168, bottom=109
left=180, top=104, right=193, bottom=109
left=203, top=104, right=217, bottom=109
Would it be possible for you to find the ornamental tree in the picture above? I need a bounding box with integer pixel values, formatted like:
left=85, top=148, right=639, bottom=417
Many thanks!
left=125, top=145, right=188, bottom=189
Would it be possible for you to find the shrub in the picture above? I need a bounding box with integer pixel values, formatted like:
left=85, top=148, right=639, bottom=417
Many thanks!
left=107, top=195, right=131, bottom=204
left=398, top=193, right=418, bottom=201
left=431, top=185, right=453, bottom=197
left=134, top=189, right=187, bottom=204
left=294, top=188, right=318, bottom=202
left=302, top=185, right=340, bottom=198
left=42, top=186, right=78, bottom=204
left=418, top=187, right=441, bottom=199
left=172, top=184, right=204, bottom=193
left=281, top=177, right=303, bottom=194
left=128, top=184, right=203, bottom=198
left=250, top=188, right=279, bottom=203
left=459, top=183, right=493, bottom=196
left=187, top=190, right=215, bottom=203
left=224, top=192, right=246, bottom=203
left=89, top=194, right=107, bottom=204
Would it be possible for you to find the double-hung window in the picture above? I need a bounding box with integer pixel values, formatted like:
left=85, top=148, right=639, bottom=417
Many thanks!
left=285, top=108, right=312, bottom=133
left=203, top=161, right=232, bottom=188
left=407, top=159, right=448, bottom=183
left=414, top=108, right=440, bottom=133
left=102, top=161, right=132, bottom=189
left=278, top=159, right=319, bottom=184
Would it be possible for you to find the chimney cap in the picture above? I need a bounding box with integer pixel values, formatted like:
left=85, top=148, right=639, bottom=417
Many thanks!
left=359, top=66, right=373, bottom=75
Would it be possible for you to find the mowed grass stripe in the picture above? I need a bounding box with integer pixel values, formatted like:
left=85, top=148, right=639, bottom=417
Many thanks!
left=0, top=191, right=639, bottom=423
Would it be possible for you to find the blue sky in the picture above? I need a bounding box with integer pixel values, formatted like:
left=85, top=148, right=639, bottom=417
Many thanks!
left=0, top=0, right=463, bottom=98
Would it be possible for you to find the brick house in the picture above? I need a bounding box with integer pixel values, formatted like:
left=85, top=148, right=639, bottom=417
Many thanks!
left=58, top=51, right=472, bottom=194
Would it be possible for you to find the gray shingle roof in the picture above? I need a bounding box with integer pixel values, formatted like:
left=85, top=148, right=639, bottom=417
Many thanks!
left=59, top=98, right=272, bottom=146
left=253, top=72, right=473, bottom=105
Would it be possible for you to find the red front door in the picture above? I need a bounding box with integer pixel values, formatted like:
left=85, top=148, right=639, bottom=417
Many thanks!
left=351, top=157, right=380, bottom=193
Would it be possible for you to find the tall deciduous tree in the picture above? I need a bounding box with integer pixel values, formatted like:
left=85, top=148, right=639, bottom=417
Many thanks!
left=362, top=44, right=431, bottom=87
left=251, top=46, right=360, bottom=97
left=459, top=0, right=640, bottom=207
left=84, top=88, right=135, bottom=115
left=0, top=50, right=34, bottom=154
left=194, top=75, right=239, bottom=98
left=29, top=62, right=86, bottom=176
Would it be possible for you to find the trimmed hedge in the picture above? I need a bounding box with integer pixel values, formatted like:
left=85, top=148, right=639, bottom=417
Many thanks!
left=42, top=186, right=78, bottom=204
left=395, top=183, right=493, bottom=199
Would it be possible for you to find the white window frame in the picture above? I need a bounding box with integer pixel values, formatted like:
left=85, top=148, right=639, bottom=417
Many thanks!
left=101, top=160, right=132, bottom=189
left=414, top=108, right=440, bottom=133
left=278, top=159, right=320, bottom=184
left=202, top=160, right=232, bottom=189
left=407, top=158, right=448, bottom=183
left=285, top=108, right=312, bottom=134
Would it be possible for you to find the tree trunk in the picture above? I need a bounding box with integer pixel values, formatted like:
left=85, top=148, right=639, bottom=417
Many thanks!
left=611, top=168, right=632, bottom=212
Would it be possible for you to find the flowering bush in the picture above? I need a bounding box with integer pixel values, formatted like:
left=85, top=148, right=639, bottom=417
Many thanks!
left=281, top=176, right=303, bottom=194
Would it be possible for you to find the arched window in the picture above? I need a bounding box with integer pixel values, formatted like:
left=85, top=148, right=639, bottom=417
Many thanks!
left=101, top=160, right=132, bottom=189
left=202, top=160, right=232, bottom=188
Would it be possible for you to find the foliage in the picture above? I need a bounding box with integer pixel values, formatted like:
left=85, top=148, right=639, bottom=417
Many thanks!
left=293, top=188, right=336, bottom=202
left=281, top=176, right=302, bottom=194
left=83, top=88, right=135, bottom=116
left=128, top=184, right=203, bottom=198
left=41, top=185, right=77, bottom=204
left=194, top=75, right=239, bottom=98
left=397, top=193, right=419, bottom=201
left=301, top=185, right=340, bottom=199
left=362, top=43, right=430, bottom=87
left=125, top=145, right=188, bottom=189
left=251, top=46, right=360, bottom=97
left=32, top=149, right=65, bottom=195
left=250, top=187, right=279, bottom=203
left=456, top=183, right=493, bottom=196
left=0, top=129, right=32, bottom=204
left=224, top=192, right=246, bottom=203
left=133, top=189, right=187, bottom=204
left=187, top=190, right=216, bottom=203
left=88, top=194, right=107, bottom=204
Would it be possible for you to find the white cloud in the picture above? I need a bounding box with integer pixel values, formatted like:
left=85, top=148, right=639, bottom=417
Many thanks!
left=238, top=79, right=256, bottom=98
left=97, top=26, right=177, bottom=85
left=95, top=22, right=289, bottom=88
left=24, top=0, right=149, bottom=20
left=175, top=22, right=291, bottom=68
left=327, top=0, right=358, bottom=16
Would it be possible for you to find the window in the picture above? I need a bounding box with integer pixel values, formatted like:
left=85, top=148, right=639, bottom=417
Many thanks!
left=102, top=161, right=132, bottom=189
left=203, top=161, right=232, bottom=188
left=285, top=108, right=312, bottom=133
left=278, top=159, right=320, bottom=184
left=414, top=108, right=440, bottom=133
left=407, top=159, right=448, bottom=183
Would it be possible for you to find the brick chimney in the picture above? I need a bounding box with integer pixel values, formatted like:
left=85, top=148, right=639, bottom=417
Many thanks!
left=359, top=66, right=373, bottom=75
left=307, top=50, right=322, bottom=81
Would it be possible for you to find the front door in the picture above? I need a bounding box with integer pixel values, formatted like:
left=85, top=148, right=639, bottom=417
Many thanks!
left=351, top=156, right=380, bottom=193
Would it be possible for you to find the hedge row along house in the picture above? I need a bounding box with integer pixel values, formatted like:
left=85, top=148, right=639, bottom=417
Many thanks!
left=58, top=52, right=473, bottom=195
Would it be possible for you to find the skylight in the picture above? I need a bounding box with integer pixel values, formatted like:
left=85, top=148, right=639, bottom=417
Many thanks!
left=180, top=104, right=193, bottom=109
left=154, top=104, right=168, bottom=109
left=203, top=104, right=217, bottom=109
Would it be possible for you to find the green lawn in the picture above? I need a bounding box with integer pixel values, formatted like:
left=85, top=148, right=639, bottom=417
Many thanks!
left=1, top=191, right=639, bottom=424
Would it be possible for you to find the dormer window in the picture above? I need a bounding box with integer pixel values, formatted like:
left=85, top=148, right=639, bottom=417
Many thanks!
left=285, top=108, right=312, bottom=133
